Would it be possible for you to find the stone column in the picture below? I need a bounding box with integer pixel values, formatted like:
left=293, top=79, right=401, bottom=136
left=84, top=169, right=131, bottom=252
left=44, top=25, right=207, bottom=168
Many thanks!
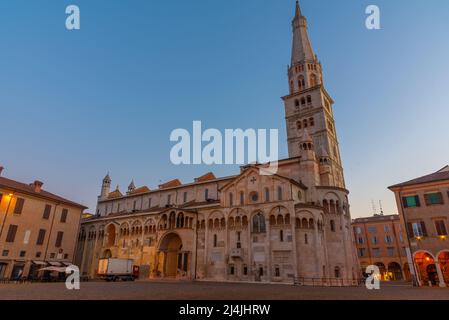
left=435, top=261, right=447, bottom=288
left=266, top=216, right=271, bottom=282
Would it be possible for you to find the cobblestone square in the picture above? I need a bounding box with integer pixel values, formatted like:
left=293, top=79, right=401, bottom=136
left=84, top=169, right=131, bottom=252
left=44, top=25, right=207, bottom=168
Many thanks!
left=0, top=281, right=448, bottom=300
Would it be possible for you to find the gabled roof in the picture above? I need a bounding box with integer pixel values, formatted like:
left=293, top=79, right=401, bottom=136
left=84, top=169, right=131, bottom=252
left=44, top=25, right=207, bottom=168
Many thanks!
left=194, top=172, right=216, bottom=183
left=159, top=179, right=182, bottom=189
left=128, top=186, right=151, bottom=195
left=107, top=189, right=123, bottom=199
left=389, top=166, right=449, bottom=189
left=0, top=176, right=87, bottom=209
left=219, top=166, right=308, bottom=192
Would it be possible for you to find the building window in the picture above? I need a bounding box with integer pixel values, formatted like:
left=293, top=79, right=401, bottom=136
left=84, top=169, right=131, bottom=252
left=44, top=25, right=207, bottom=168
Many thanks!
left=358, top=248, right=365, bottom=257
left=19, top=251, right=26, bottom=258
left=13, top=198, right=25, bottom=214
left=277, top=186, right=282, bottom=201
left=330, top=220, right=335, bottom=232
left=205, top=189, right=209, bottom=200
left=306, top=95, right=312, bottom=104
left=35, top=252, right=41, bottom=258
left=229, top=264, right=235, bottom=275
left=229, top=193, right=233, bottom=206
left=243, top=265, right=248, bottom=275
left=2, top=250, right=8, bottom=257
left=6, top=225, right=18, bottom=243
left=183, top=192, right=187, bottom=203
left=167, top=195, right=171, bottom=205
left=213, top=234, right=218, bottom=247
left=279, top=230, right=284, bottom=242
left=372, top=248, right=380, bottom=257
left=435, top=220, right=448, bottom=236
left=55, top=231, right=64, bottom=248
left=355, top=227, right=362, bottom=234
left=309, top=117, right=315, bottom=126
left=250, top=192, right=259, bottom=203
left=43, top=204, right=51, bottom=219
left=275, top=266, right=280, bottom=277
left=240, top=192, right=244, bottom=205
left=367, top=226, right=377, bottom=234
left=36, top=229, right=46, bottom=245
left=265, top=188, right=270, bottom=202
left=334, top=267, right=341, bottom=278
left=252, top=213, right=266, bottom=233
left=425, top=192, right=444, bottom=206
left=357, top=237, right=364, bottom=244
left=385, top=235, right=393, bottom=244
left=304, top=233, right=308, bottom=244
left=408, top=222, right=427, bottom=238
left=60, top=209, right=68, bottom=223
left=50, top=253, right=55, bottom=259
left=372, top=236, right=378, bottom=245
left=402, top=195, right=420, bottom=208
left=384, top=225, right=390, bottom=233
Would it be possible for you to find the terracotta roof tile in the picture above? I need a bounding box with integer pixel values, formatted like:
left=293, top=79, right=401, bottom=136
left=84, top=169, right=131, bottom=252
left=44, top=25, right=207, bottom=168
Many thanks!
left=0, top=176, right=87, bottom=209
left=389, top=166, right=449, bottom=189
left=194, top=172, right=216, bottom=183
left=128, top=186, right=150, bottom=195
left=159, top=179, right=182, bottom=189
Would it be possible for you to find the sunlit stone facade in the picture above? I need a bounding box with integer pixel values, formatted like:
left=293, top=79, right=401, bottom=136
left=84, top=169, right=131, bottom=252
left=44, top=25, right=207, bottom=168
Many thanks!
left=75, top=1, right=358, bottom=285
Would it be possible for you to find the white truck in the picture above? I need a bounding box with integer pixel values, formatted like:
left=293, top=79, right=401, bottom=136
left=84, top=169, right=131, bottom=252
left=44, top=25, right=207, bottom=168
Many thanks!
left=97, top=258, right=135, bottom=282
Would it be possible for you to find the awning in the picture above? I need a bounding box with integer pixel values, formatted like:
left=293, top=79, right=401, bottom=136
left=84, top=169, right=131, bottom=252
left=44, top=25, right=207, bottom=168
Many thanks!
left=47, top=261, right=62, bottom=267
left=32, top=261, right=47, bottom=265
left=38, top=266, right=66, bottom=273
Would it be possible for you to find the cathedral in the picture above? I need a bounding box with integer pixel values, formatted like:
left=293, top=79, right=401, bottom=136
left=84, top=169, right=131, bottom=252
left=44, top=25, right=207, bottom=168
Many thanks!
left=75, top=1, right=359, bottom=285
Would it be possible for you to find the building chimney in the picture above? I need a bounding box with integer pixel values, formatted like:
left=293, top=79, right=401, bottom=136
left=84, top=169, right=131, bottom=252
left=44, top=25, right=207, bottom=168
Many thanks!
left=0, top=166, right=4, bottom=176
left=33, top=180, right=44, bottom=193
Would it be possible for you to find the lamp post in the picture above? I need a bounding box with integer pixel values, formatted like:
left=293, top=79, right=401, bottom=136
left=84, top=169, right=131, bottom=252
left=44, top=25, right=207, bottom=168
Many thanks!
left=0, top=193, right=14, bottom=241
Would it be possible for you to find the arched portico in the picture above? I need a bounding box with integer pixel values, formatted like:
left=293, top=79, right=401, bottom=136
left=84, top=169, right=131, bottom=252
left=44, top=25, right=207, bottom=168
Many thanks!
left=387, top=262, right=403, bottom=281
left=437, top=250, right=449, bottom=286
left=156, top=233, right=189, bottom=278
left=413, top=251, right=446, bottom=287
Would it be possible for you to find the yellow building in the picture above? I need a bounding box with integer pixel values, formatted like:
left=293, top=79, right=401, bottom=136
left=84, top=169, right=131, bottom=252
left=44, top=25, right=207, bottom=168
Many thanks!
left=352, top=214, right=411, bottom=282
left=0, top=167, right=87, bottom=280
left=389, top=166, right=449, bottom=287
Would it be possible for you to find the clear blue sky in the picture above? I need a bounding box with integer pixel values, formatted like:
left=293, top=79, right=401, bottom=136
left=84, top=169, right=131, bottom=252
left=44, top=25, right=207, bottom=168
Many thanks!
left=1, top=0, right=448, bottom=218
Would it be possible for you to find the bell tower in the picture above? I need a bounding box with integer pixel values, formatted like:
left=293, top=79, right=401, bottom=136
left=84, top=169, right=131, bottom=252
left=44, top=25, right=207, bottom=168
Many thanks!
left=282, top=1, right=345, bottom=188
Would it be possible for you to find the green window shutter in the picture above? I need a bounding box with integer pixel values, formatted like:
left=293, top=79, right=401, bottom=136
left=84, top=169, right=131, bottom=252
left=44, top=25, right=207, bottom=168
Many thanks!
left=402, top=197, right=409, bottom=208
left=415, top=195, right=421, bottom=207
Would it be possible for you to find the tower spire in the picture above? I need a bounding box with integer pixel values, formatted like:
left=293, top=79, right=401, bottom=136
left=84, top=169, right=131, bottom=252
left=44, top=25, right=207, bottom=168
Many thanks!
left=291, top=0, right=315, bottom=65
left=295, top=0, right=302, bottom=17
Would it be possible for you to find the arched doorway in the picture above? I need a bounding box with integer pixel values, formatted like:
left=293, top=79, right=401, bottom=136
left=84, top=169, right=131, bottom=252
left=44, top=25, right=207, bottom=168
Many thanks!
left=387, top=262, right=403, bottom=281
left=414, top=251, right=436, bottom=286
left=437, top=251, right=449, bottom=285
left=157, top=233, right=186, bottom=278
